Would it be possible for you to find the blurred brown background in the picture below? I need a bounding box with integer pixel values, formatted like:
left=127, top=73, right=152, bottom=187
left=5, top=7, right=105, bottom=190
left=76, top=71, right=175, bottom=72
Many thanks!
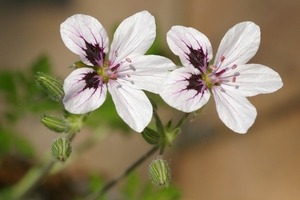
left=0, top=0, right=300, bottom=199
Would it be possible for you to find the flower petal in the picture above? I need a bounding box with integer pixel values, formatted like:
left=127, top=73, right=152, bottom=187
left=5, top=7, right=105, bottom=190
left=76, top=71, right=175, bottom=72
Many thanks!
left=108, top=80, right=152, bottom=132
left=221, top=64, right=283, bottom=97
left=109, top=11, right=155, bottom=64
left=167, top=25, right=213, bottom=72
left=63, top=68, right=107, bottom=114
left=116, top=55, right=176, bottom=93
left=212, top=86, right=257, bottom=133
left=214, top=21, right=260, bottom=70
left=60, top=14, right=109, bottom=66
left=160, top=66, right=211, bottom=112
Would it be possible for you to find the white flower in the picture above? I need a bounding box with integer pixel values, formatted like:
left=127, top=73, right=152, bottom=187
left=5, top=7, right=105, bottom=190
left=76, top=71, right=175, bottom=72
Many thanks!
left=60, top=11, right=175, bottom=132
left=160, top=22, right=283, bottom=133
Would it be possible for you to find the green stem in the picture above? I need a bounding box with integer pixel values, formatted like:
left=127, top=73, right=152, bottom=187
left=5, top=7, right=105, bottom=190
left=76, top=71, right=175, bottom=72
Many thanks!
left=9, top=125, right=79, bottom=200
left=10, top=154, right=55, bottom=200
left=153, top=109, right=164, bottom=134
left=159, top=145, right=165, bottom=156
left=86, top=146, right=159, bottom=200
left=175, top=113, right=190, bottom=129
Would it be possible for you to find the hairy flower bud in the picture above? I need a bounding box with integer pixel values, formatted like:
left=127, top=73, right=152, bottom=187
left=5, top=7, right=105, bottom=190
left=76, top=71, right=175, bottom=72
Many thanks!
left=41, top=115, right=69, bottom=133
left=149, top=158, right=171, bottom=188
left=36, top=72, right=64, bottom=102
left=141, top=127, right=161, bottom=145
left=51, top=138, right=72, bottom=163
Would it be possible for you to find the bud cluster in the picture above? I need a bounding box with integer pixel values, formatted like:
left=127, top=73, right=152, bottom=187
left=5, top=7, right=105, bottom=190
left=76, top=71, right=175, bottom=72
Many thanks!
left=141, top=127, right=161, bottom=145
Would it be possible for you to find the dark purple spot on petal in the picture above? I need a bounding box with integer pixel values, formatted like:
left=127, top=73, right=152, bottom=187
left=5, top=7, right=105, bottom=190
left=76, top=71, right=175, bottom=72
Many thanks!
left=186, top=46, right=208, bottom=73
left=186, top=73, right=206, bottom=94
left=81, top=71, right=102, bottom=90
left=83, top=40, right=106, bottom=66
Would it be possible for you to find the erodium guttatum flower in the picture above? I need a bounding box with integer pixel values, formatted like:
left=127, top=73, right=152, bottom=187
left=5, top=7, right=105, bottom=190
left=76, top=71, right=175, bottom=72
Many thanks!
left=160, top=22, right=283, bottom=133
left=60, top=11, right=175, bottom=132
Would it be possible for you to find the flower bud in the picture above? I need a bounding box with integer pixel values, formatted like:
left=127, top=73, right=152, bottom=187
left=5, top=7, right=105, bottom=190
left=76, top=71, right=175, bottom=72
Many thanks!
left=149, top=158, right=171, bottom=188
left=142, top=127, right=161, bottom=145
left=41, top=115, right=69, bottom=133
left=35, top=72, right=64, bottom=102
left=51, top=138, right=72, bottom=163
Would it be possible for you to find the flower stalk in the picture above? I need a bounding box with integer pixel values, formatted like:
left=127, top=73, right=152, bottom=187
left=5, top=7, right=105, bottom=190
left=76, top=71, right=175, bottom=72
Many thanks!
left=9, top=113, right=86, bottom=200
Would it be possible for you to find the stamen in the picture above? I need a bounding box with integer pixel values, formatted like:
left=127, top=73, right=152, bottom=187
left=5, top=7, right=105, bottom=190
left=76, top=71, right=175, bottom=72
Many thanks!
left=110, top=63, right=120, bottom=71
left=126, top=58, right=132, bottom=63
left=216, top=79, right=222, bottom=84
left=129, top=64, right=136, bottom=71
left=220, top=56, right=225, bottom=62
left=215, top=69, right=226, bottom=77
left=210, top=65, right=217, bottom=70
left=126, top=74, right=131, bottom=78
left=232, top=77, right=236, bottom=83
left=115, top=50, right=118, bottom=57
left=231, top=64, right=237, bottom=69
left=110, top=74, right=118, bottom=80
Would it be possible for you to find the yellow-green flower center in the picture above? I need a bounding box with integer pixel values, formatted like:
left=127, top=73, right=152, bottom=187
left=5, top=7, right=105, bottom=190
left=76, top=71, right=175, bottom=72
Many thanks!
left=94, top=61, right=118, bottom=83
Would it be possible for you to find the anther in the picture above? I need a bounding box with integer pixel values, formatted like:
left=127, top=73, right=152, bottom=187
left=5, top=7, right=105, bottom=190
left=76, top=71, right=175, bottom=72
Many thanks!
left=110, top=63, right=120, bottom=71
left=232, top=77, right=236, bottom=83
left=126, top=74, right=131, bottom=78
left=220, top=56, right=225, bottom=62
left=215, top=69, right=226, bottom=77
left=115, top=51, right=118, bottom=57
left=126, top=58, right=132, bottom=63
left=110, top=74, right=118, bottom=80
left=231, top=64, right=237, bottom=69
left=210, top=65, right=217, bottom=70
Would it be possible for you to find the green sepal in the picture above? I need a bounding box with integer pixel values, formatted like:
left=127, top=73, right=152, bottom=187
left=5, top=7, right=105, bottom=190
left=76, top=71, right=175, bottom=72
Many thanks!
left=142, top=127, right=161, bottom=145
left=72, top=61, right=89, bottom=69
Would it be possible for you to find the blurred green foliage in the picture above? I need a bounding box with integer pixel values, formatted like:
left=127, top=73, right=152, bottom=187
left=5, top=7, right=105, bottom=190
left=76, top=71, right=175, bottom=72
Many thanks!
left=0, top=127, right=34, bottom=158
left=121, top=173, right=181, bottom=200
left=0, top=55, right=58, bottom=159
left=0, top=55, right=59, bottom=122
left=83, top=172, right=181, bottom=200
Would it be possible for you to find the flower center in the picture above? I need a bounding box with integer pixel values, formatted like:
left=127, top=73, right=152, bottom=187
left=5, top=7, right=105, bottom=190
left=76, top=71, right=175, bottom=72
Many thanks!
left=202, top=56, right=238, bottom=89
left=94, top=61, right=119, bottom=83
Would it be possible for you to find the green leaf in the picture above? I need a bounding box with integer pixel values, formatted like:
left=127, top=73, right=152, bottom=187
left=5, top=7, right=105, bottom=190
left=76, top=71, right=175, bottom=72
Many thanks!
left=30, top=55, right=51, bottom=74
left=121, top=173, right=140, bottom=200
left=0, top=71, right=18, bottom=105
left=77, top=173, right=107, bottom=200
left=0, top=127, right=34, bottom=158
